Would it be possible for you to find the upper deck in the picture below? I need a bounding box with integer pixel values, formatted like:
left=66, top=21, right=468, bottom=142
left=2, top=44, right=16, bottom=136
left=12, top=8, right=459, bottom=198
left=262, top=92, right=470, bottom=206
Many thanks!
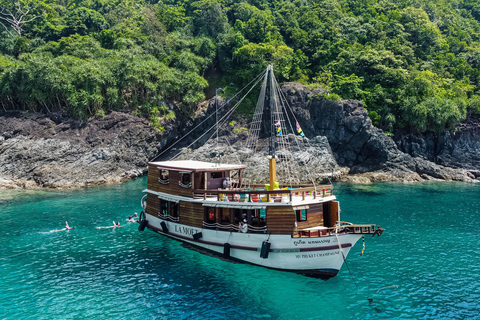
left=146, top=160, right=334, bottom=206
left=152, top=160, right=247, bottom=172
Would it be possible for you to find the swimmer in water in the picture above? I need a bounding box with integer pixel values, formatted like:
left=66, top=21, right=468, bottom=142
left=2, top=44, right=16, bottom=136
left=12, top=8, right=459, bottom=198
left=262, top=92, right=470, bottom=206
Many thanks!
left=96, top=221, right=121, bottom=229
left=50, top=221, right=75, bottom=232
left=127, top=216, right=136, bottom=222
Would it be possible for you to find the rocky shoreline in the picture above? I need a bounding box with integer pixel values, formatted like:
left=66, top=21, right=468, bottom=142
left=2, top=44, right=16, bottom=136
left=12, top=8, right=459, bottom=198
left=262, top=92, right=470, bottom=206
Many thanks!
left=1, top=83, right=479, bottom=189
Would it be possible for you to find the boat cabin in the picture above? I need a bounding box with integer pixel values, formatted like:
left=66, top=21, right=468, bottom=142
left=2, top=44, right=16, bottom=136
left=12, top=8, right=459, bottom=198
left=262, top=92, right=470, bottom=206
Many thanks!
left=147, top=160, right=247, bottom=197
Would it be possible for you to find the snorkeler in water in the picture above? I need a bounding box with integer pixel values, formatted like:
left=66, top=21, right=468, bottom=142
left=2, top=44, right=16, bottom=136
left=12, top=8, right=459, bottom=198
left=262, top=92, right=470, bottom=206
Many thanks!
left=50, top=221, right=76, bottom=233
left=96, top=221, right=121, bottom=229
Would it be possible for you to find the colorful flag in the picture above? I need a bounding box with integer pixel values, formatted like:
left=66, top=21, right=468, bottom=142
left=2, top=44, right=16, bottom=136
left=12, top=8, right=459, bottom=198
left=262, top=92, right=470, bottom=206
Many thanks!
left=360, top=235, right=365, bottom=256
left=274, top=120, right=281, bottom=126
left=277, top=126, right=282, bottom=136
left=296, top=121, right=305, bottom=137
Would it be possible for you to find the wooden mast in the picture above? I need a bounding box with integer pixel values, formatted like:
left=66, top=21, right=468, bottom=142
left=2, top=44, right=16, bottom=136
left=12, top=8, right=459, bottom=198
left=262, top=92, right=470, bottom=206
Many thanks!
left=269, top=157, right=276, bottom=188
left=268, top=65, right=277, bottom=189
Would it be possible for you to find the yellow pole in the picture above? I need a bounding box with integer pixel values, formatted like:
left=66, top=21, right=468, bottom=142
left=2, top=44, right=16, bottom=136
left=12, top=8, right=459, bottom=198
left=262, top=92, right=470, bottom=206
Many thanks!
left=269, top=157, right=276, bottom=190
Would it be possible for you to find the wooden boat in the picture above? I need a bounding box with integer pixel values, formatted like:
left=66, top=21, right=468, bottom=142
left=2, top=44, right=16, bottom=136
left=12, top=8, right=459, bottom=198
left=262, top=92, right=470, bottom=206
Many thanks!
left=138, top=66, right=383, bottom=279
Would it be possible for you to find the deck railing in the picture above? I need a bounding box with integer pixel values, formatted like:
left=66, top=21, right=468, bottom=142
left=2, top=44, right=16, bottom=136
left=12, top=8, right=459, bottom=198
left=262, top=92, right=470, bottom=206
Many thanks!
left=294, top=222, right=379, bottom=238
left=157, top=212, right=180, bottom=222
left=193, top=184, right=334, bottom=202
left=158, top=178, right=169, bottom=185
left=202, top=221, right=267, bottom=233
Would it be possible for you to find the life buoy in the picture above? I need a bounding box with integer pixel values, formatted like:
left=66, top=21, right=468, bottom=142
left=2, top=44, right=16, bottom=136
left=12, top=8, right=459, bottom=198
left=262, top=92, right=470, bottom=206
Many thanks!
left=140, top=194, right=147, bottom=208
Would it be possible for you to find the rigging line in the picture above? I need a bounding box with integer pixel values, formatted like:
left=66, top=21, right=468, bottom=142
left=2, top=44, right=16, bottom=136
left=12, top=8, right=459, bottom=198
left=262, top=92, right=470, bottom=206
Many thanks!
left=274, top=79, right=317, bottom=187
left=250, top=70, right=269, bottom=154
left=334, top=230, right=388, bottom=310
left=171, top=74, right=265, bottom=160
left=376, top=285, right=399, bottom=294
left=208, top=73, right=266, bottom=151
left=242, top=69, right=269, bottom=186
left=273, top=80, right=296, bottom=189
left=150, top=69, right=266, bottom=162
left=270, top=78, right=290, bottom=186
left=335, top=231, right=360, bottom=291
left=274, top=81, right=308, bottom=186
left=278, top=85, right=333, bottom=184
left=217, top=73, right=267, bottom=186
left=212, top=70, right=264, bottom=170
left=245, top=68, right=269, bottom=152
left=224, top=136, right=242, bottom=165
left=275, top=81, right=317, bottom=157
left=271, top=82, right=292, bottom=187
left=248, top=88, right=266, bottom=154
left=275, top=97, right=296, bottom=187
left=274, top=78, right=301, bottom=187
left=273, top=80, right=301, bottom=187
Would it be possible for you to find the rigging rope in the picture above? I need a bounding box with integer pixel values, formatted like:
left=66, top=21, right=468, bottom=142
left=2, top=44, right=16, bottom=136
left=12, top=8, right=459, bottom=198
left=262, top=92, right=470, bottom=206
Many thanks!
left=275, top=78, right=320, bottom=186
left=171, top=73, right=265, bottom=160
left=275, top=79, right=333, bottom=185
left=149, top=69, right=266, bottom=162
left=271, top=75, right=316, bottom=187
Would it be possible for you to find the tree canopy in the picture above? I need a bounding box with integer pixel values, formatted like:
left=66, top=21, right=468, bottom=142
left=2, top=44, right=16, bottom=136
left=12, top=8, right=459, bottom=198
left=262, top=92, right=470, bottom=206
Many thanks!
left=1, top=0, right=480, bottom=133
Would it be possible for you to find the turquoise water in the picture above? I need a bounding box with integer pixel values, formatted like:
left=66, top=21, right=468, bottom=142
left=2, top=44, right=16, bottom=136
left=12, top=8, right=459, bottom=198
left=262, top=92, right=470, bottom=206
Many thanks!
left=1, top=178, right=479, bottom=319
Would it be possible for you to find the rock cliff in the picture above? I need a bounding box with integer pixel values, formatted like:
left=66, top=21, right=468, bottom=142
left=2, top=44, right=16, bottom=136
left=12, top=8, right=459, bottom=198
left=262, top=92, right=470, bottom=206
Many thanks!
left=0, top=112, right=165, bottom=188
left=395, top=114, right=480, bottom=178
left=280, top=82, right=477, bottom=183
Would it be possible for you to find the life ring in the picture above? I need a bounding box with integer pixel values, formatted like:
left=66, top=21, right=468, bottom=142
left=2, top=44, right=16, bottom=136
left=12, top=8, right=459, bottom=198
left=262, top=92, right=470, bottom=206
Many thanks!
left=140, top=194, right=147, bottom=208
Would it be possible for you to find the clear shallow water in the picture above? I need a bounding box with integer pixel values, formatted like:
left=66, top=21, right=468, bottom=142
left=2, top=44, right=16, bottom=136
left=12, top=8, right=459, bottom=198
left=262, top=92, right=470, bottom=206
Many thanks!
left=1, top=179, right=479, bottom=319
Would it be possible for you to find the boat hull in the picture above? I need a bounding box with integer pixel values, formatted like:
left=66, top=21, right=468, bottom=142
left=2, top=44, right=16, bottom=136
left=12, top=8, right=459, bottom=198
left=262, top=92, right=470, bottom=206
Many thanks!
left=143, top=213, right=362, bottom=278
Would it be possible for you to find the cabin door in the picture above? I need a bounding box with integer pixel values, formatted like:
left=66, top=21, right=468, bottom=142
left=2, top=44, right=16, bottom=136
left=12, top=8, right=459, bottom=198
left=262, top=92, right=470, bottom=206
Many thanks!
left=194, top=173, right=206, bottom=190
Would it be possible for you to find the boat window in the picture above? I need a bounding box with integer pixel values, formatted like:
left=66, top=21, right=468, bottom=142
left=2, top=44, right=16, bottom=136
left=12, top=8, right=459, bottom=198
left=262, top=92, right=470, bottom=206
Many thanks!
left=160, top=199, right=168, bottom=216
left=210, top=172, right=223, bottom=179
left=181, top=172, right=191, bottom=184
left=171, top=202, right=179, bottom=218
left=160, top=170, right=169, bottom=180
left=295, top=209, right=307, bottom=222
left=204, top=207, right=216, bottom=224
left=220, top=208, right=230, bottom=223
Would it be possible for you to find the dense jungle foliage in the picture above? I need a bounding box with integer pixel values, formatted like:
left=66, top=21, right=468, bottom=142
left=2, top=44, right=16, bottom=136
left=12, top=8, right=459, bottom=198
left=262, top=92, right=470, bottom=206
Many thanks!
left=2, top=0, right=480, bottom=133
